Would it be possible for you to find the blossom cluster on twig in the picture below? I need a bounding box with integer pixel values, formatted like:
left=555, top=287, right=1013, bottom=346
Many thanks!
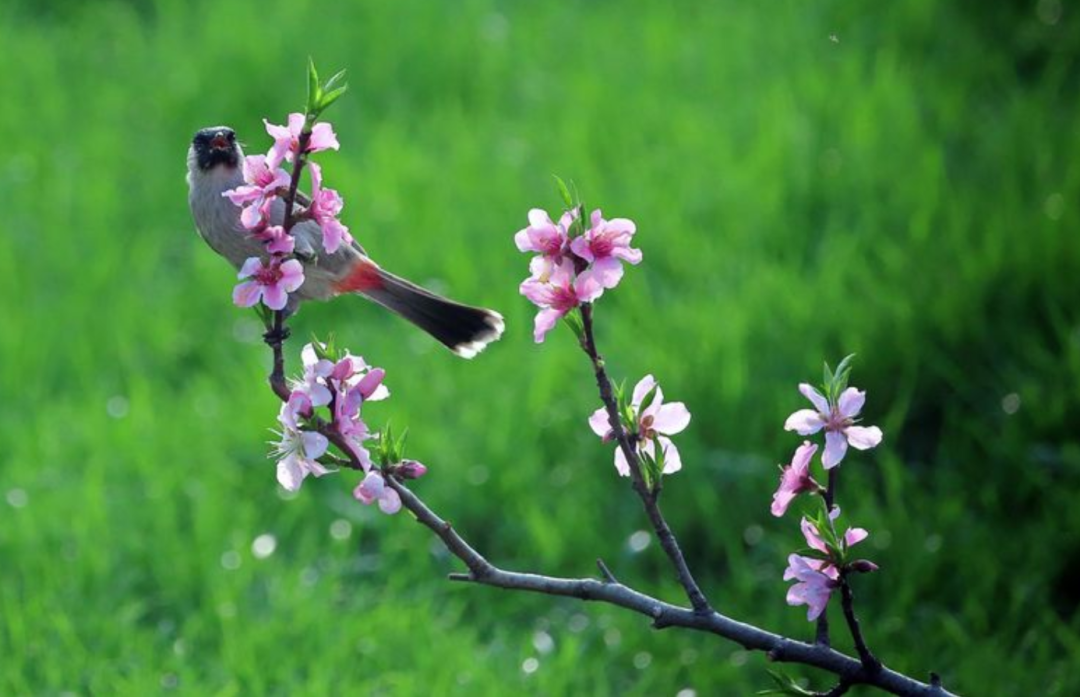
left=223, top=102, right=352, bottom=311
left=773, top=358, right=884, bottom=644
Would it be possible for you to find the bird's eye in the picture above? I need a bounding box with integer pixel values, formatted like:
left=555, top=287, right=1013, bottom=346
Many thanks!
left=227, top=132, right=236, bottom=141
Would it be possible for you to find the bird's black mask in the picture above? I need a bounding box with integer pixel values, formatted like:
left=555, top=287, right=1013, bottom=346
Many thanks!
left=192, top=127, right=239, bottom=171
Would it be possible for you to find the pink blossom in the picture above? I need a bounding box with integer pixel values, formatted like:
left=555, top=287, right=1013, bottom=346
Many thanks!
left=569, top=209, right=642, bottom=289
left=771, top=441, right=821, bottom=517
left=800, top=509, right=870, bottom=558
left=783, top=554, right=839, bottom=621
left=223, top=155, right=291, bottom=229
left=253, top=225, right=295, bottom=255
left=784, top=384, right=883, bottom=468
left=325, top=352, right=390, bottom=403
left=307, top=162, right=354, bottom=254
left=589, top=374, right=691, bottom=477
left=232, top=257, right=305, bottom=311
left=330, top=372, right=385, bottom=471
left=515, top=208, right=576, bottom=277
left=273, top=394, right=330, bottom=492
left=353, top=471, right=402, bottom=514
left=292, top=343, right=335, bottom=407
left=519, top=259, right=603, bottom=342
left=265, top=113, right=339, bottom=164
left=279, top=390, right=313, bottom=430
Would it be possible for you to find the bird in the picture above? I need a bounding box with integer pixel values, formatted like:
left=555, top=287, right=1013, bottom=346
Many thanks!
left=186, top=126, right=504, bottom=358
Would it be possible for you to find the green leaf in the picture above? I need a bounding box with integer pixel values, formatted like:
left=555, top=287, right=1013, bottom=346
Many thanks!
left=254, top=304, right=273, bottom=329
left=306, top=58, right=322, bottom=115
left=822, top=360, right=834, bottom=402
left=638, top=448, right=657, bottom=490
left=377, top=422, right=394, bottom=467
left=323, top=68, right=347, bottom=93
left=757, top=670, right=815, bottom=696
left=563, top=311, right=585, bottom=343
left=654, top=439, right=666, bottom=478
left=832, top=353, right=857, bottom=394
left=553, top=175, right=574, bottom=208
left=310, top=333, right=340, bottom=361
left=319, top=84, right=348, bottom=112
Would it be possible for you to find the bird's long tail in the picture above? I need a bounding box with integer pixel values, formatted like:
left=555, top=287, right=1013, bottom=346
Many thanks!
left=334, top=261, right=504, bottom=359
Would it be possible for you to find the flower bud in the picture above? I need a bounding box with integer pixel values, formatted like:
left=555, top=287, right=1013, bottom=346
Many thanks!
left=396, top=459, right=428, bottom=480
left=850, top=559, right=879, bottom=574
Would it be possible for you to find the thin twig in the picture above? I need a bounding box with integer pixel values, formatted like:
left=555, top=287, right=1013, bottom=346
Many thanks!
left=578, top=303, right=712, bottom=614
left=816, top=466, right=840, bottom=645
left=597, top=558, right=618, bottom=584
left=840, top=573, right=881, bottom=672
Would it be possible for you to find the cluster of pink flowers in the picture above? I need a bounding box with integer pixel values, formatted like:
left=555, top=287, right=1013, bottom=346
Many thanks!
left=588, top=374, right=691, bottom=479
left=225, top=114, right=355, bottom=311
left=275, top=342, right=387, bottom=490
left=774, top=370, right=882, bottom=621
left=783, top=508, right=876, bottom=620
left=516, top=207, right=642, bottom=342
left=271, top=342, right=424, bottom=516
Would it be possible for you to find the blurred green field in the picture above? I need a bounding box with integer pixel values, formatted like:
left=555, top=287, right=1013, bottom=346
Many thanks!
left=1, top=0, right=1079, bottom=694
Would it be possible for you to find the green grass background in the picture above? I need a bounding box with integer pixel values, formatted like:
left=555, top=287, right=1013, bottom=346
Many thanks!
left=1, top=0, right=1078, bottom=694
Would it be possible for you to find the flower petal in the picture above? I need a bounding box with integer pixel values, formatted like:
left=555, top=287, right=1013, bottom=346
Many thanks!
left=837, top=388, right=866, bottom=419
left=527, top=208, right=553, bottom=228
left=771, top=488, right=796, bottom=517
left=822, top=430, right=848, bottom=469
left=355, top=471, right=384, bottom=503
left=569, top=235, right=594, bottom=263
left=799, top=383, right=830, bottom=413
left=653, top=402, right=691, bottom=435
left=791, top=441, right=818, bottom=475
left=588, top=407, right=611, bottom=438
left=519, top=278, right=553, bottom=306
left=613, top=447, right=630, bottom=477
left=631, top=375, right=657, bottom=411
left=588, top=256, right=624, bottom=289
left=845, top=425, right=883, bottom=450
left=658, top=436, right=682, bottom=474
left=238, top=257, right=263, bottom=279
left=844, top=527, right=869, bottom=547
left=533, top=308, right=562, bottom=343
left=784, top=409, right=825, bottom=435
left=573, top=270, right=604, bottom=303
left=276, top=456, right=305, bottom=492
left=232, top=280, right=263, bottom=308
left=262, top=284, right=288, bottom=311
left=378, top=488, right=402, bottom=515
left=287, top=112, right=305, bottom=136
left=514, top=229, right=536, bottom=253
left=301, top=430, right=329, bottom=460
left=801, top=517, right=828, bottom=553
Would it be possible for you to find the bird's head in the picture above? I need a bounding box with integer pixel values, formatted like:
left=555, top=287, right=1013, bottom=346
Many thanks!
left=191, top=126, right=240, bottom=171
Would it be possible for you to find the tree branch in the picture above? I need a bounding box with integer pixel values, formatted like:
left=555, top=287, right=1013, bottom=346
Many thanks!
left=385, top=476, right=953, bottom=697
left=256, top=304, right=951, bottom=695
left=578, top=303, right=712, bottom=615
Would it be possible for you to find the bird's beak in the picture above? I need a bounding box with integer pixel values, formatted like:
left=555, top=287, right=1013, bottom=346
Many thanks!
left=211, top=134, right=229, bottom=150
